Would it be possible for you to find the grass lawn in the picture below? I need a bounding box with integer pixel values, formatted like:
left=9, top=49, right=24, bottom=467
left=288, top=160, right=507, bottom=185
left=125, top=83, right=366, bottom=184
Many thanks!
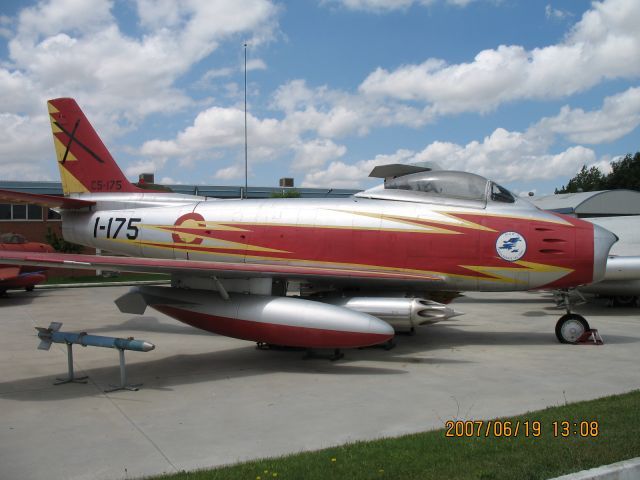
left=151, top=389, right=640, bottom=480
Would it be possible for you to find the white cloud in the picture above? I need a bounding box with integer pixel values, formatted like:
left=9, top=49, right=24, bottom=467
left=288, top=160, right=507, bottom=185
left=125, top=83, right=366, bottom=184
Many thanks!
left=214, top=164, right=246, bottom=180
left=533, top=86, right=640, bottom=144
left=0, top=0, right=280, bottom=179
left=140, top=106, right=297, bottom=166
left=0, top=113, right=53, bottom=180
left=293, top=139, right=347, bottom=170
left=360, top=0, right=640, bottom=114
left=545, top=4, right=573, bottom=20
left=141, top=79, right=432, bottom=174
left=302, top=149, right=415, bottom=187
left=273, top=79, right=432, bottom=138
left=301, top=106, right=617, bottom=187
left=302, top=83, right=640, bottom=188
left=247, top=58, right=267, bottom=71
left=124, top=158, right=167, bottom=177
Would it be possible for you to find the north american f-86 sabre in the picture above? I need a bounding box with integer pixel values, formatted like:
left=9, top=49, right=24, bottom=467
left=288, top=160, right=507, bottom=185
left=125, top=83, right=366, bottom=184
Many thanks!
left=0, top=98, right=618, bottom=348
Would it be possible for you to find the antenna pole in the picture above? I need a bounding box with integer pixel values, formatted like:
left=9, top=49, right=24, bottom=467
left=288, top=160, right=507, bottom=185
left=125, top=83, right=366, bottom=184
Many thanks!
left=243, top=43, right=248, bottom=200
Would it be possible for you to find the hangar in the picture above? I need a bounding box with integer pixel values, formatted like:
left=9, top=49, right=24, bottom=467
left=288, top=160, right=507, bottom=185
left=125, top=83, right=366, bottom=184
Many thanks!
left=531, top=189, right=640, bottom=218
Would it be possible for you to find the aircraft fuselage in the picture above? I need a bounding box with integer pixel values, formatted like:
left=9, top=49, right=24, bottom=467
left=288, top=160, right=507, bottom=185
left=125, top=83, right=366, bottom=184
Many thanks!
left=62, top=195, right=604, bottom=292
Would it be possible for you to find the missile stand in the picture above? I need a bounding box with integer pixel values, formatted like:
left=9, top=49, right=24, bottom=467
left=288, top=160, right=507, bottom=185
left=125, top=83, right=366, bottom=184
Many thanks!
left=36, top=322, right=154, bottom=392
left=54, top=341, right=89, bottom=385
left=105, top=348, right=142, bottom=393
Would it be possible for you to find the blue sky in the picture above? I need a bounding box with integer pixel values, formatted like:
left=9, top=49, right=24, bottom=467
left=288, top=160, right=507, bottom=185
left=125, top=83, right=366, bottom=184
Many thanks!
left=1, top=0, right=639, bottom=195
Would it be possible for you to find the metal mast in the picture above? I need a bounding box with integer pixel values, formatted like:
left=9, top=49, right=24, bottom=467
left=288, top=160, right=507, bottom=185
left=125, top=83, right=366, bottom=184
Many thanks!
left=243, top=43, right=248, bottom=199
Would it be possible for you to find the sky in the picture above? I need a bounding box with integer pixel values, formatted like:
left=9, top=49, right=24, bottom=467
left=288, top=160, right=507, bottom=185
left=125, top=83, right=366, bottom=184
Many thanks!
left=0, top=0, right=639, bottom=196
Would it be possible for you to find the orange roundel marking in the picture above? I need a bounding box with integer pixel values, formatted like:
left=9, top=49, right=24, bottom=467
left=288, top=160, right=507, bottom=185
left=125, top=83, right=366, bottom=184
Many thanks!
left=172, top=213, right=205, bottom=245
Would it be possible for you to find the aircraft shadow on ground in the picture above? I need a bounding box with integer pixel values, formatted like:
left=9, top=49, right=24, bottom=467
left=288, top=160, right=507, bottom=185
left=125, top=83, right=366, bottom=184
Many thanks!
left=3, top=307, right=636, bottom=401
left=0, top=289, right=50, bottom=306
left=0, top=323, right=490, bottom=401
left=0, top=345, right=414, bottom=401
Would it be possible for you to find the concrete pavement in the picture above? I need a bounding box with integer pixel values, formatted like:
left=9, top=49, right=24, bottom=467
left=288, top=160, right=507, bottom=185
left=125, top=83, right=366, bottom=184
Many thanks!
left=0, top=287, right=639, bottom=479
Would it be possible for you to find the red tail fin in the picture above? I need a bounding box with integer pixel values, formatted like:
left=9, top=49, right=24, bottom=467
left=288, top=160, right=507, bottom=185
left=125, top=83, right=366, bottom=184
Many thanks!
left=48, top=98, right=145, bottom=195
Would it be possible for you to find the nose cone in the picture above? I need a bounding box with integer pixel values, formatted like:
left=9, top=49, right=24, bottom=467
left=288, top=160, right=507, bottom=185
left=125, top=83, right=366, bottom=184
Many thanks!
left=592, top=224, right=618, bottom=283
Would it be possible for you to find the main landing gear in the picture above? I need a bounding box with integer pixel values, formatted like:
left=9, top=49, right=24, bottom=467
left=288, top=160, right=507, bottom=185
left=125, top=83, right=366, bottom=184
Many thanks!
left=554, top=289, right=592, bottom=344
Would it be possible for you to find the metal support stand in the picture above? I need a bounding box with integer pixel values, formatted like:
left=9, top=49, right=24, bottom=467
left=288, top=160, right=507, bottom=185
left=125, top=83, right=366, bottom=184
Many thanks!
left=105, top=348, right=142, bottom=393
left=54, top=342, right=88, bottom=385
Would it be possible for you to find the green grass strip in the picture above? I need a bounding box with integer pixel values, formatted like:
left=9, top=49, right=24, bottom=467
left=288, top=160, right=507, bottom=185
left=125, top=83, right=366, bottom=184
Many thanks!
left=151, top=389, right=640, bottom=480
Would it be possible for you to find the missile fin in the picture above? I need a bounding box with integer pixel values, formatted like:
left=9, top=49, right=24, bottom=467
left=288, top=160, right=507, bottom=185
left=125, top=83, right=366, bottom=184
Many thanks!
left=49, top=322, right=63, bottom=332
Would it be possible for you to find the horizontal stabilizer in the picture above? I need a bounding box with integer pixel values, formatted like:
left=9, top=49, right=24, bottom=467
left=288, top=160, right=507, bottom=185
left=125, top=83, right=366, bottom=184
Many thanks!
left=0, top=189, right=94, bottom=209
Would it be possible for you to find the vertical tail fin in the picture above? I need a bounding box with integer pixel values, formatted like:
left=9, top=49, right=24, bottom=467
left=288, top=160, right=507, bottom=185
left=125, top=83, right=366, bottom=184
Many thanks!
left=47, top=98, right=145, bottom=195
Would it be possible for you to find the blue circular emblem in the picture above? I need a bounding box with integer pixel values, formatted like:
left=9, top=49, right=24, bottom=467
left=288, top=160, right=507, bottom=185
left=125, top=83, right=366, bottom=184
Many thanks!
left=496, top=231, right=527, bottom=261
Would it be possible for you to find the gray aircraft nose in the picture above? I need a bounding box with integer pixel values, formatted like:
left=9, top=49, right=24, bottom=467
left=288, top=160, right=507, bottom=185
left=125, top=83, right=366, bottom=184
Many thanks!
left=592, top=224, right=618, bottom=283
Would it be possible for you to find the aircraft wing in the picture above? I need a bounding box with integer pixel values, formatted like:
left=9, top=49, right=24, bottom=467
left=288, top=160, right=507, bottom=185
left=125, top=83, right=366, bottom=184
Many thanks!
left=0, top=251, right=442, bottom=284
left=0, top=189, right=95, bottom=209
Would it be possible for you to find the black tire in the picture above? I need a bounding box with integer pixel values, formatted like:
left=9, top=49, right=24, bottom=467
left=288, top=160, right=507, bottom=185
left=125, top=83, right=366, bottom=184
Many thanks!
left=555, top=313, right=590, bottom=344
left=25, top=285, right=35, bottom=292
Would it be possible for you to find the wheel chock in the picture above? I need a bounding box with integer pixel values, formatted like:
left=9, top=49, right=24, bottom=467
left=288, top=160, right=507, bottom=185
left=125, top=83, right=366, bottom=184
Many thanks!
left=576, top=329, right=603, bottom=345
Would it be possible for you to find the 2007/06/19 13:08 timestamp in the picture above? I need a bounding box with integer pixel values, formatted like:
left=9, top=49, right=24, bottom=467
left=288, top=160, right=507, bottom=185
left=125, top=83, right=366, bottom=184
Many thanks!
left=445, top=420, right=600, bottom=438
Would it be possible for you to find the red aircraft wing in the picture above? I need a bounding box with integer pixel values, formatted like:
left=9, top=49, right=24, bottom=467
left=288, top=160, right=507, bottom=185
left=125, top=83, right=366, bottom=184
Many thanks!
left=0, top=251, right=442, bottom=284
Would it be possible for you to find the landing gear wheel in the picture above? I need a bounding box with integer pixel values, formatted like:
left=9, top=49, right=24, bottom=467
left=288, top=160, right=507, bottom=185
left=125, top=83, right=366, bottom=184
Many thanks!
left=25, top=285, right=35, bottom=292
left=555, top=314, right=590, bottom=344
left=383, top=339, right=396, bottom=351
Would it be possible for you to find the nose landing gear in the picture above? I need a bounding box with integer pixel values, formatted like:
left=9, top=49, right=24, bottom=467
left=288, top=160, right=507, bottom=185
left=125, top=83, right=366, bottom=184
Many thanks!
left=555, top=313, right=590, bottom=344
left=554, top=289, right=592, bottom=344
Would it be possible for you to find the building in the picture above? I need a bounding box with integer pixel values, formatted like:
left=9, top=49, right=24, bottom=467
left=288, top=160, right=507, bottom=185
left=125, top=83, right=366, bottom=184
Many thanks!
left=531, top=190, right=640, bottom=218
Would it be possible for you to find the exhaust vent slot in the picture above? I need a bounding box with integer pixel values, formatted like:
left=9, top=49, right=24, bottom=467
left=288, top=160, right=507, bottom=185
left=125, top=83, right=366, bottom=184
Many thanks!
left=542, top=238, right=567, bottom=243
left=539, top=248, right=564, bottom=254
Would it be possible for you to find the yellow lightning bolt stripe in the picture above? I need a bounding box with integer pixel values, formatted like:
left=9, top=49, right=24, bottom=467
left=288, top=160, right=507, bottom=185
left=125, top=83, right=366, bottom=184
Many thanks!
left=332, top=210, right=496, bottom=233
left=142, top=222, right=249, bottom=233
left=116, top=238, right=441, bottom=280
left=460, top=261, right=573, bottom=284
left=333, top=210, right=462, bottom=234
left=479, top=211, right=574, bottom=226
left=107, top=237, right=289, bottom=254
left=110, top=235, right=572, bottom=285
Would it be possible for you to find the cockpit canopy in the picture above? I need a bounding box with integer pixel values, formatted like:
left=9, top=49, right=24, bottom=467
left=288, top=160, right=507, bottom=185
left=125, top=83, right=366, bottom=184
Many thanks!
left=356, top=170, right=516, bottom=207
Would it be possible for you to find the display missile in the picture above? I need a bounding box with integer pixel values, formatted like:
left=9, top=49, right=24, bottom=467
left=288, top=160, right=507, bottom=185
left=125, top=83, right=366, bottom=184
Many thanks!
left=36, top=322, right=155, bottom=352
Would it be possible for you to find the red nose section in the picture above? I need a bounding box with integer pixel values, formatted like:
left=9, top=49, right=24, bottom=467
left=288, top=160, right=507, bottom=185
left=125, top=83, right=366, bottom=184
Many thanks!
left=531, top=213, right=596, bottom=289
